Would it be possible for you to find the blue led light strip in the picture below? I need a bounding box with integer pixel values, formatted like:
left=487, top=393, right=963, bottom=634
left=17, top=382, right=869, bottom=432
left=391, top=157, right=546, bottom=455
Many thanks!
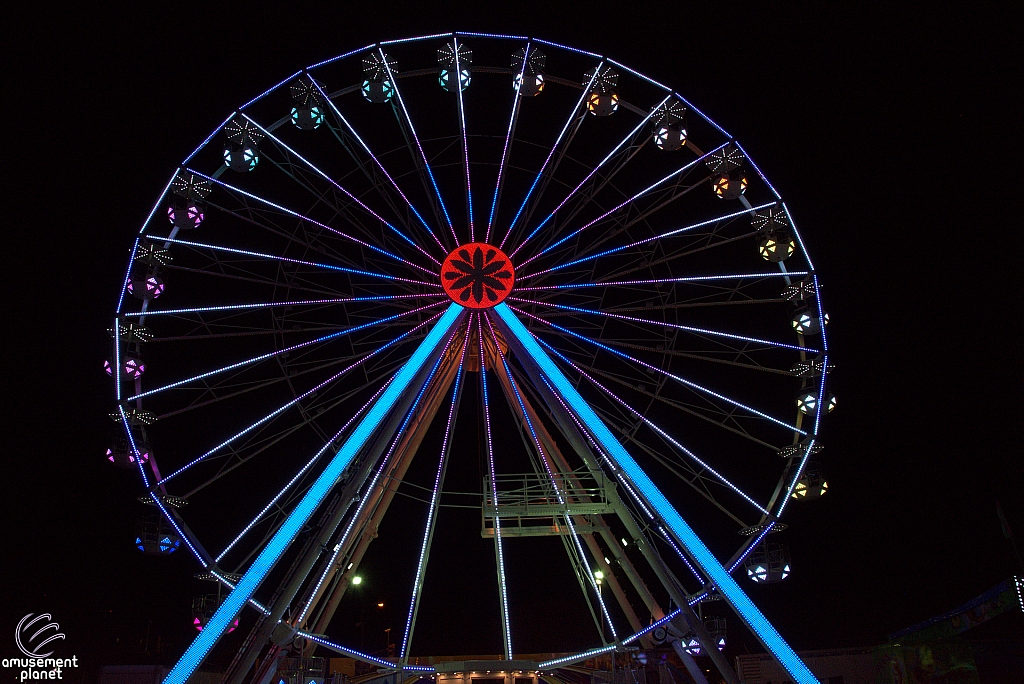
left=182, top=114, right=235, bottom=166
left=530, top=38, right=602, bottom=59
left=119, top=407, right=150, bottom=490
left=131, top=301, right=444, bottom=402
left=162, top=304, right=464, bottom=684
left=240, top=70, right=303, bottom=110
left=729, top=523, right=775, bottom=573
left=381, top=51, right=458, bottom=244
left=487, top=42, right=531, bottom=243
left=514, top=271, right=809, bottom=292
left=493, top=303, right=817, bottom=684
left=499, top=63, right=605, bottom=250
left=782, top=202, right=815, bottom=272
left=672, top=92, right=730, bottom=139
left=517, top=200, right=774, bottom=279
left=183, top=170, right=436, bottom=277
left=297, top=631, right=434, bottom=672
left=511, top=95, right=671, bottom=256
left=539, top=644, right=616, bottom=669
left=510, top=306, right=805, bottom=434
left=457, top=32, right=528, bottom=40
left=453, top=37, right=475, bottom=242
left=775, top=357, right=827, bottom=519
left=136, top=170, right=180, bottom=238
left=516, top=143, right=730, bottom=268
left=307, top=44, right=376, bottom=70
left=240, top=113, right=439, bottom=266
left=309, top=81, right=447, bottom=254
left=116, top=238, right=141, bottom=314
left=381, top=33, right=452, bottom=46
left=606, top=58, right=671, bottom=92
left=113, top=320, right=122, bottom=402
left=511, top=296, right=813, bottom=354
left=733, top=142, right=781, bottom=201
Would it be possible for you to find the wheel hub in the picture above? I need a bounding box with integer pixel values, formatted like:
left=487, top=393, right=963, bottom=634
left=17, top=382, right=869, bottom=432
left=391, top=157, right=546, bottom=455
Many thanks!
left=440, top=243, right=514, bottom=309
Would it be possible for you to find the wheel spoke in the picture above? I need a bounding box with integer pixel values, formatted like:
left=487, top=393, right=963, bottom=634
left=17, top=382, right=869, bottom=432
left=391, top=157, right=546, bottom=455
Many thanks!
left=508, top=305, right=805, bottom=433
left=381, top=50, right=459, bottom=244
left=498, top=61, right=605, bottom=250
left=486, top=43, right=531, bottom=244
left=241, top=113, right=441, bottom=266
left=515, top=271, right=808, bottom=292
left=148, top=235, right=438, bottom=285
left=310, top=80, right=448, bottom=254
left=476, top=313, right=513, bottom=659
left=129, top=302, right=445, bottom=401
left=512, top=94, right=671, bottom=255
left=509, top=296, right=814, bottom=353
left=215, top=376, right=394, bottom=562
left=184, top=169, right=436, bottom=277
left=515, top=143, right=729, bottom=267
left=124, top=293, right=440, bottom=319
left=518, top=201, right=774, bottom=279
left=157, top=314, right=442, bottom=485
left=453, top=37, right=475, bottom=242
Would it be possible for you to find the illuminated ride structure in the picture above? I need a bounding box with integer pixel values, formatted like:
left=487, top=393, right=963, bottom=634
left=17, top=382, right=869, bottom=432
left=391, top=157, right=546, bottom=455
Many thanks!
left=106, top=33, right=834, bottom=684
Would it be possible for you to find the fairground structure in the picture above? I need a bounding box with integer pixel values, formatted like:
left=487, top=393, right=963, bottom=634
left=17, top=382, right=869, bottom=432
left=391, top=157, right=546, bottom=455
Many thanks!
left=106, top=32, right=834, bottom=684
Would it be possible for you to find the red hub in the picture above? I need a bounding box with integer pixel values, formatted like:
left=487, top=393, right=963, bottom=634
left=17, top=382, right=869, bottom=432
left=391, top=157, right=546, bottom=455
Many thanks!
left=440, top=243, right=514, bottom=309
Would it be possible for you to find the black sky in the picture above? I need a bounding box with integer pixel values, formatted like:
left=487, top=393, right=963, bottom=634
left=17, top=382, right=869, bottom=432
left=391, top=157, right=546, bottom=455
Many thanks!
left=3, top=0, right=1020, bottom=677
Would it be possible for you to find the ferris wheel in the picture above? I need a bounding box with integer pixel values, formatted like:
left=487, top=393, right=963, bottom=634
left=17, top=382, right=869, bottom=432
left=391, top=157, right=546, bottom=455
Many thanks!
left=106, top=33, right=833, bottom=684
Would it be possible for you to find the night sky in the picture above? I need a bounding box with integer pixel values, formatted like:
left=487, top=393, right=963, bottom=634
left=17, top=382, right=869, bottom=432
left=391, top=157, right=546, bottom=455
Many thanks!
left=4, top=2, right=1020, bottom=679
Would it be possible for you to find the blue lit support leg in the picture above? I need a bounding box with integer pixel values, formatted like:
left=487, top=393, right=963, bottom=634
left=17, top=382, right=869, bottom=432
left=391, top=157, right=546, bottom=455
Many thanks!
left=491, top=303, right=817, bottom=684
left=162, top=303, right=465, bottom=684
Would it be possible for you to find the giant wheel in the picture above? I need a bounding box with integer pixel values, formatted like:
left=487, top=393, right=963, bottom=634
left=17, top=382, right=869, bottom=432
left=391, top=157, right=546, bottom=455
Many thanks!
left=106, top=33, right=832, bottom=684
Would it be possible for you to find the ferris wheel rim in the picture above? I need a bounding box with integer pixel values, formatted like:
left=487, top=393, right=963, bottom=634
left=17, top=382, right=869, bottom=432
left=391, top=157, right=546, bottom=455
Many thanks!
left=109, top=32, right=830, bottom=684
